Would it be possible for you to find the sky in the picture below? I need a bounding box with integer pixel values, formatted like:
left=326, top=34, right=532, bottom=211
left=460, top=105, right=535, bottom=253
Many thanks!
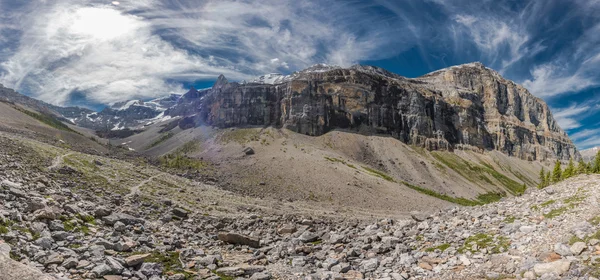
left=0, top=0, right=599, bottom=149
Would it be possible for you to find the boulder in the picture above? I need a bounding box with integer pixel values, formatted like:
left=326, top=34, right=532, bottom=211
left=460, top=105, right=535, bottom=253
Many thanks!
left=243, top=147, right=255, bottom=155
left=125, top=254, right=151, bottom=267
left=533, top=260, right=571, bottom=276
left=102, top=213, right=144, bottom=226
left=218, top=232, right=260, bottom=248
left=0, top=254, right=56, bottom=280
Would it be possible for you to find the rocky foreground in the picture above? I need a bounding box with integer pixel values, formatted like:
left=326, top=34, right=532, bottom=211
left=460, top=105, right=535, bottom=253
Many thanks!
left=2, top=132, right=600, bottom=280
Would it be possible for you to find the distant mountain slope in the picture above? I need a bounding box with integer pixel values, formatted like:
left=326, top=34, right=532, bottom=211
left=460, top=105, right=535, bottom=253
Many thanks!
left=0, top=99, right=109, bottom=155
left=582, top=147, right=599, bottom=162
left=0, top=83, right=180, bottom=131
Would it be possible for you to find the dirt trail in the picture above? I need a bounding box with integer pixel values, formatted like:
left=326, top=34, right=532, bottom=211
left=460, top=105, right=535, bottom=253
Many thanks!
left=126, top=175, right=161, bottom=199
left=48, top=152, right=74, bottom=170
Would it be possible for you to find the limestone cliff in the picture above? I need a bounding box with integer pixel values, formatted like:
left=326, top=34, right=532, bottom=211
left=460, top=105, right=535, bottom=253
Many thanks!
left=169, top=63, right=578, bottom=161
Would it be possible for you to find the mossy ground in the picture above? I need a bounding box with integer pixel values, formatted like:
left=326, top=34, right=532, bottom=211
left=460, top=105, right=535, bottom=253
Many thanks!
left=218, top=128, right=260, bottom=144
left=147, top=132, right=175, bottom=149
left=432, top=152, right=525, bottom=195
left=15, top=106, right=79, bottom=133
left=425, top=243, right=451, bottom=252
left=324, top=156, right=356, bottom=169
left=458, top=233, right=510, bottom=254
left=358, top=163, right=504, bottom=206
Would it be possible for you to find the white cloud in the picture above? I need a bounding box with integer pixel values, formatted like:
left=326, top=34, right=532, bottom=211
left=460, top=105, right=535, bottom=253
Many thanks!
left=522, top=64, right=597, bottom=97
left=552, top=104, right=592, bottom=130
left=0, top=0, right=405, bottom=106
left=452, top=14, right=540, bottom=71
left=0, top=2, right=251, bottom=105
left=570, top=128, right=600, bottom=150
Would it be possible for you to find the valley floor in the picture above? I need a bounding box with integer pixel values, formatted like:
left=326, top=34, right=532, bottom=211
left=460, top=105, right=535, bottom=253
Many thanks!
left=1, top=130, right=600, bottom=280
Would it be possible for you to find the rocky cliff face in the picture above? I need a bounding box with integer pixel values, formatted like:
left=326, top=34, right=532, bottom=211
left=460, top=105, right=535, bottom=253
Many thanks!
left=170, top=63, right=578, bottom=161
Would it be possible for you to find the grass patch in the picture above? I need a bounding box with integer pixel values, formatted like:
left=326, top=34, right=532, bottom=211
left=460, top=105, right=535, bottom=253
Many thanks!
left=147, top=132, right=175, bottom=149
left=324, top=157, right=356, bottom=169
left=432, top=152, right=525, bottom=195
left=542, top=192, right=586, bottom=219
left=310, top=240, right=323, bottom=245
left=403, top=182, right=480, bottom=206
left=540, top=199, right=556, bottom=207
left=569, top=229, right=600, bottom=246
left=0, top=226, right=8, bottom=234
left=176, top=141, right=201, bottom=154
left=564, top=195, right=585, bottom=205
left=544, top=206, right=570, bottom=219
left=15, top=107, right=78, bottom=133
left=458, top=233, right=510, bottom=254
left=212, top=270, right=236, bottom=280
left=145, top=251, right=193, bottom=279
left=476, top=192, right=505, bottom=204
left=504, top=216, right=516, bottom=223
left=590, top=216, right=600, bottom=226
left=362, top=166, right=395, bottom=182
left=569, top=235, right=584, bottom=245
left=425, top=243, right=451, bottom=252
left=78, top=214, right=95, bottom=224
left=159, top=154, right=210, bottom=171
left=63, top=220, right=90, bottom=235
left=218, top=129, right=260, bottom=144
left=359, top=164, right=504, bottom=206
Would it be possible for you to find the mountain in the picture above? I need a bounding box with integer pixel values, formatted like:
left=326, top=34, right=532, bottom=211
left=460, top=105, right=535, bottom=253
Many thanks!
left=69, top=95, right=181, bottom=131
left=166, top=62, right=578, bottom=161
left=581, top=146, right=599, bottom=162
left=0, top=83, right=181, bottom=132
left=0, top=63, right=582, bottom=207
left=2, top=62, right=578, bottom=163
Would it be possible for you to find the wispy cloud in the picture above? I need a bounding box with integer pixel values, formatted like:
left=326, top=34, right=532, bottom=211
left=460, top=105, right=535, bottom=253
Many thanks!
left=452, top=14, right=539, bottom=72
left=552, top=104, right=596, bottom=130
left=570, top=128, right=600, bottom=150
left=0, top=0, right=406, bottom=106
left=522, top=19, right=600, bottom=97
left=522, top=64, right=597, bottom=97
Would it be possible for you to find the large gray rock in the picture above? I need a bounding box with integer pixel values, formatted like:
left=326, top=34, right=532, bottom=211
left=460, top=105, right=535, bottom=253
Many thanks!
left=218, top=232, right=260, bottom=248
left=554, top=243, right=572, bottom=256
left=570, top=242, right=586, bottom=255
left=298, top=231, right=319, bottom=243
left=360, top=258, right=379, bottom=272
left=91, top=264, right=113, bottom=277
left=125, top=254, right=150, bottom=267
left=0, top=254, right=56, bottom=280
left=0, top=242, right=10, bottom=258
left=102, top=213, right=144, bottom=226
left=139, top=262, right=162, bottom=276
left=533, top=260, right=571, bottom=276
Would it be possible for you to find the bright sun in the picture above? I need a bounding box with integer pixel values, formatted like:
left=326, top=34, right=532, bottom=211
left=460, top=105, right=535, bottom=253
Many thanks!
left=70, top=7, right=140, bottom=40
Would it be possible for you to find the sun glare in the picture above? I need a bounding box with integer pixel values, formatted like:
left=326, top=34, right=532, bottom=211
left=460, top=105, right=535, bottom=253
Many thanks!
left=70, top=7, right=139, bottom=40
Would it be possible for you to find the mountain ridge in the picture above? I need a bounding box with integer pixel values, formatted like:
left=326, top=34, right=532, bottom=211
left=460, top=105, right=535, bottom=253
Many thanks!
left=166, top=62, right=579, bottom=161
left=0, top=63, right=580, bottom=161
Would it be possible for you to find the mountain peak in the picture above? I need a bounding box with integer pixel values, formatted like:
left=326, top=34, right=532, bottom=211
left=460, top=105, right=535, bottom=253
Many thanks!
left=213, top=74, right=229, bottom=90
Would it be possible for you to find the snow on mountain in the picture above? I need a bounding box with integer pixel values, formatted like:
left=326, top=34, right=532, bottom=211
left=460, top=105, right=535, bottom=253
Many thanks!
left=581, top=146, right=599, bottom=162
left=248, top=73, right=292, bottom=85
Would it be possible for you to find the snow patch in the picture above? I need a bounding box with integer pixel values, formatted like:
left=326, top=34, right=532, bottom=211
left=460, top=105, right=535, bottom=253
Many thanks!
left=249, top=73, right=292, bottom=85
left=111, top=122, right=124, bottom=130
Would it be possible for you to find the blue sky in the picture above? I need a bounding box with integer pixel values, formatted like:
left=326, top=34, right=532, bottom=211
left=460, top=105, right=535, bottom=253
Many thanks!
left=0, top=0, right=599, bottom=149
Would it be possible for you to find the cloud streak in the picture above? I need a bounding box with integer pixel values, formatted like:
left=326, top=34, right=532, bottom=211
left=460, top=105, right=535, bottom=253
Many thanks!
left=0, top=0, right=409, bottom=106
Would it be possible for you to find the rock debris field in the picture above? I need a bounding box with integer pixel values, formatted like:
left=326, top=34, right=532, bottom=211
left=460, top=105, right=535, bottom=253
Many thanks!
left=2, top=133, right=600, bottom=280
